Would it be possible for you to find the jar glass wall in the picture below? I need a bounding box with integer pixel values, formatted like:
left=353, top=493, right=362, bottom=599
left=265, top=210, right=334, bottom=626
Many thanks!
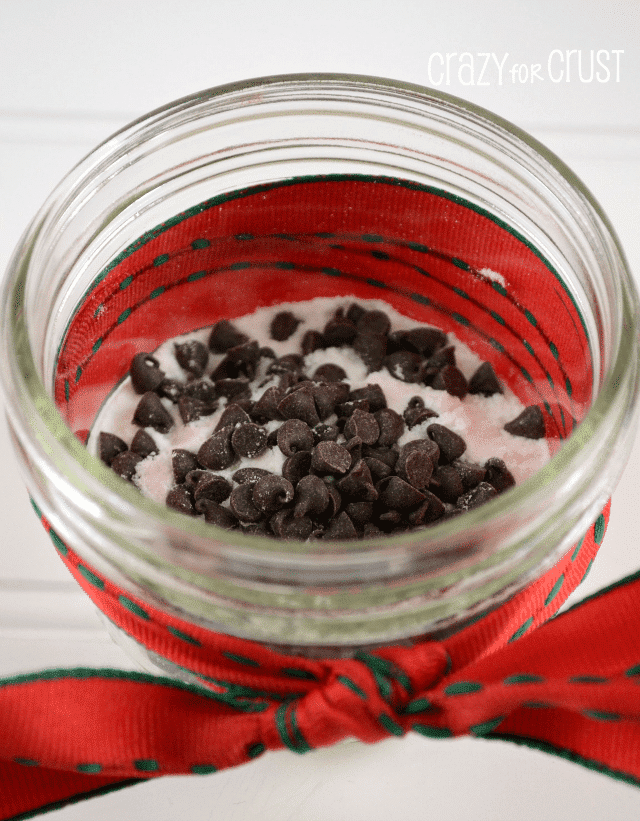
left=1, top=74, right=638, bottom=655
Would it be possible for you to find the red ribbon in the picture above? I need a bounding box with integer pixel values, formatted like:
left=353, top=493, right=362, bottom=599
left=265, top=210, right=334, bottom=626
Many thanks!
left=6, top=502, right=640, bottom=820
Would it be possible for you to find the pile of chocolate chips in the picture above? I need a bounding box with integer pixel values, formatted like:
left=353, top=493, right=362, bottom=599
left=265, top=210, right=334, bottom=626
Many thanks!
left=98, top=303, right=546, bottom=540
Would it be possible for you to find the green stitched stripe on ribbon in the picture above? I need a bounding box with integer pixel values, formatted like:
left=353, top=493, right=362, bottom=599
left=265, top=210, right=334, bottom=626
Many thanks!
left=412, top=724, right=453, bottom=738
left=378, top=713, right=404, bottom=737
left=191, top=764, right=217, bottom=774
left=337, top=675, right=367, bottom=700
left=76, top=763, right=103, bottom=774
left=48, top=529, right=68, bottom=556
left=469, top=716, right=504, bottom=736
left=544, top=573, right=565, bottom=607
left=582, top=710, right=621, bottom=722
left=503, top=674, right=545, bottom=685
left=443, top=681, right=483, bottom=696
left=118, top=595, right=150, bottom=620
left=222, top=651, right=260, bottom=668
left=77, top=564, right=105, bottom=590
left=509, top=617, right=534, bottom=643
left=166, top=626, right=201, bottom=646
left=247, top=743, right=266, bottom=759
left=134, top=759, right=159, bottom=772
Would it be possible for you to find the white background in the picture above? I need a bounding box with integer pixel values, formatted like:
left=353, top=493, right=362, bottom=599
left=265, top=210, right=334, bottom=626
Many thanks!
left=1, top=2, right=639, bottom=818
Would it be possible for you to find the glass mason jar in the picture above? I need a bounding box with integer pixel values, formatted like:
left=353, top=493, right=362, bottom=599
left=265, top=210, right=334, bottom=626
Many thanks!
left=1, top=74, right=638, bottom=666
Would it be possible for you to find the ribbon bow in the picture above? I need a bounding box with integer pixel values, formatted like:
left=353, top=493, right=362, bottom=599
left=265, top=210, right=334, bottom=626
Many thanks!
left=3, top=503, right=640, bottom=820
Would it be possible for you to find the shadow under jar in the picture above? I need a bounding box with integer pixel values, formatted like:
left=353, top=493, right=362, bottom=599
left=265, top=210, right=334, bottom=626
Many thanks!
left=1, top=74, right=639, bottom=665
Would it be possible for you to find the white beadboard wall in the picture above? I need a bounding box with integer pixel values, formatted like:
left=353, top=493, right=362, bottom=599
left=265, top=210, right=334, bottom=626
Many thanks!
left=0, top=2, right=639, bottom=819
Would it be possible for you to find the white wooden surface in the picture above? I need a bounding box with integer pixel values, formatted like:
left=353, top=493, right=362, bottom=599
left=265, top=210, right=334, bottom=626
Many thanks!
left=1, top=2, right=639, bottom=818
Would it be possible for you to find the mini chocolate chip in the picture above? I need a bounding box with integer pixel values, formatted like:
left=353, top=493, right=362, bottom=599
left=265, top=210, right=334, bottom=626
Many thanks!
left=174, top=340, right=209, bottom=377
left=215, top=403, right=251, bottom=431
left=348, top=384, right=387, bottom=412
left=172, top=449, right=200, bottom=484
left=184, top=469, right=210, bottom=490
left=377, top=509, right=403, bottom=530
left=130, top=429, right=158, bottom=459
left=396, top=439, right=440, bottom=476
left=252, top=475, right=295, bottom=513
left=250, top=386, right=285, bottom=422
left=311, top=441, right=352, bottom=475
left=313, top=423, right=339, bottom=443
left=431, top=465, right=464, bottom=503
left=374, top=408, right=405, bottom=446
left=336, top=399, right=369, bottom=418
left=277, top=418, right=314, bottom=456
left=208, top=320, right=249, bottom=353
left=323, top=315, right=357, bottom=347
left=166, top=485, right=195, bottom=515
left=312, top=381, right=349, bottom=420
left=213, top=378, right=251, bottom=401
left=130, top=353, right=165, bottom=394
left=270, top=509, right=313, bottom=540
left=344, top=409, right=380, bottom=445
left=345, top=436, right=363, bottom=464
left=468, top=362, right=503, bottom=397
left=195, top=498, right=239, bottom=529
left=397, top=448, right=434, bottom=490
left=229, top=483, right=264, bottom=522
left=322, top=511, right=358, bottom=540
left=223, top=340, right=260, bottom=379
left=356, top=309, right=391, bottom=337
left=345, top=501, right=374, bottom=526
left=426, top=345, right=456, bottom=371
left=312, top=363, right=347, bottom=382
left=363, top=523, right=385, bottom=538
left=396, top=327, right=448, bottom=357
left=259, top=346, right=276, bottom=360
left=282, top=451, right=313, bottom=485
left=407, top=491, right=446, bottom=526
left=377, top=476, right=426, bottom=509
left=427, top=423, right=467, bottom=464
left=504, top=405, right=545, bottom=439
left=384, top=350, right=423, bottom=382
left=456, top=481, right=498, bottom=511
left=293, top=474, right=330, bottom=518
left=431, top=364, right=468, bottom=398
left=157, top=378, right=184, bottom=403
left=277, top=387, right=320, bottom=427
left=111, top=450, right=144, bottom=481
left=231, top=423, right=268, bottom=458
left=453, top=460, right=486, bottom=491
left=363, top=456, right=394, bottom=481
left=192, top=474, right=233, bottom=504
left=270, top=311, right=302, bottom=341
left=133, top=392, right=174, bottom=433
left=403, top=397, right=439, bottom=428
left=407, top=407, right=440, bottom=428
left=268, top=353, right=305, bottom=375
left=362, top=446, right=399, bottom=470
left=301, top=329, right=326, bottom=355
left=99, top=432, right=128, bottom=465
left=324, top=483, right=342, bottom=519
left=346, top=303, right=367, bottom=325
left=178, top=395, right=216, bottom=424
left=336, top=460, right=378, bottom=501
left=232, top=467, right=273, bottom=485
left=184, top=379, right=217, bottom=405
left=197, top=426, right=236, bottom=470
left=353, top=333, right=386, bottom=372
left=483, top=457, right=516, bottom=493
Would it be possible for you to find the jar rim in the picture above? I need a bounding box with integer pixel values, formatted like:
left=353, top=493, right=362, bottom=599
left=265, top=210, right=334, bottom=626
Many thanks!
left=2, top=72, right=639, bottom=574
